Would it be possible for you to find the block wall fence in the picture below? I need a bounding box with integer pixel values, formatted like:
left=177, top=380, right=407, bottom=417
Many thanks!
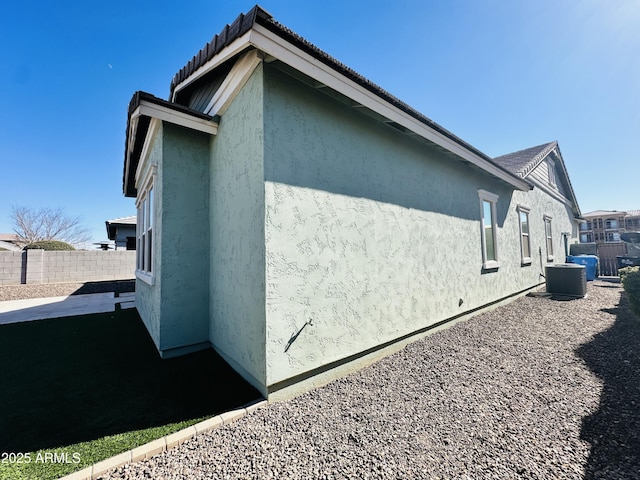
left=0, top=250, right=136, bottom=286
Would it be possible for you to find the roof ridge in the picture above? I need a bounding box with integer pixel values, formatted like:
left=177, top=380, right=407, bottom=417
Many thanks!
left=520, top=141, right=557, bottom=177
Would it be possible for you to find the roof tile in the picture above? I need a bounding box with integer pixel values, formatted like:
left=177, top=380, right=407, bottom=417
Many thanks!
left=493, top=142, right=557, bottom=177
left=167, top=5, right=516, bottom=179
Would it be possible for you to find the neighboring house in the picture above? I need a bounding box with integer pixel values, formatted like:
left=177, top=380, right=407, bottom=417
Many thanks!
left=579, top=210, right=640, bottom=243
left=122, top=6, right=582, bottom=399
left=105, top=216, right=137, bottom=250
left=0, top=234, right=22, bottom=251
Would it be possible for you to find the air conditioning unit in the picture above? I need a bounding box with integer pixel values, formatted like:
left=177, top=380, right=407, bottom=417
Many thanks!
left=545, top=264, right=587, bottom=298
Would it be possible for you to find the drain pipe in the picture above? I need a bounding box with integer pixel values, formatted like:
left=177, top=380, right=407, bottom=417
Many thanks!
left=539, top=246, right=545, bottom=279
left=562, top=232, right=571, bottom=258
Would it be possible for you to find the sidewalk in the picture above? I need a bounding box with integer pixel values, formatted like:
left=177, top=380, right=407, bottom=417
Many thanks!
left=0, top=292, right=135, bottom=325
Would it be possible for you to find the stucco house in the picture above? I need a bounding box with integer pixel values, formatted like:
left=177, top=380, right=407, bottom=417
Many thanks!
left=122, top=6, right=582, bottom=399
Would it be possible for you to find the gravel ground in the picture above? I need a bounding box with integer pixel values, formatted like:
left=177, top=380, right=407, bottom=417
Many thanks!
left=98, top=279, right=639, bottom=480
left=0, top=280, right=135, bottom=301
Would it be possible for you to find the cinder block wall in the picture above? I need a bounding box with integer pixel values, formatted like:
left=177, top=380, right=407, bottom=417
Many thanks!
left=0, top=250, right=136, bottom=286
left=0, top=252, right=25, bottom=286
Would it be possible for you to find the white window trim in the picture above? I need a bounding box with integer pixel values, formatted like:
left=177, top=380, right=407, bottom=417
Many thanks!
left=136, top=166, right=156, bottom=285
left=478, top=189, right=500, bottom=270
left=544, top=214, right=554, bottom=262
left=517, top=205, right=532, bottom=265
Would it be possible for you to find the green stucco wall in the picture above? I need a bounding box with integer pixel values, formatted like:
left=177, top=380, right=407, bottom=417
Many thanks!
left=134, top=121, right=211, bottom=357
left=158, top=123, right=211, bottom=353
left=135, top=59, right=578, bottom=399
left=209, top=64, right=267, bottom=394
left=262, top=64, right=576, bottom=390
left=135, top=124, right=162, bottom=351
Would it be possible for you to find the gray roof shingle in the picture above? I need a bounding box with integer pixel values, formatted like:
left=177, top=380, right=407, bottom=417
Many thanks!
left=493, top=141, right=557, bottom=177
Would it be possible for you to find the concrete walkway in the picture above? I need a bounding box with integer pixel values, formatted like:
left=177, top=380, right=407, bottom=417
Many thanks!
left=0, top=292, right=135, bottom=325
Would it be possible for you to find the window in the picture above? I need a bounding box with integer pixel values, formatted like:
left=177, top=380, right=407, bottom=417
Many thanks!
left=581, top=233, right=593, bottom=243
left=517, top=205, right=531, bottom=265
left=606, top=232, right=620, bottom=242
left=478, top=190, right=500, bottom=269
left=547, top=159, right=556, bottom=186
left=136, top=173, right=155, bottom=283
left=544, top=215, right=553, bottom=261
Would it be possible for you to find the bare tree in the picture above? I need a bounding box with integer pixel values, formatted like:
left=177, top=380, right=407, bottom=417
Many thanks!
left=10, top=206, right=92, bottom=247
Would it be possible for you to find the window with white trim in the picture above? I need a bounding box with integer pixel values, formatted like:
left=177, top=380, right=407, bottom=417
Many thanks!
left=517, top=205, right=532, bottom=265
left=544, top=215, right=554, bottom=261
left=136, top=175, right=155, bottom=283
left=478, top=190, right=500, bottom=269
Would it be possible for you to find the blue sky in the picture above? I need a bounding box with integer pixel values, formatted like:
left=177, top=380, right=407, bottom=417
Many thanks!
left=1, top=0, right=639, bottom=246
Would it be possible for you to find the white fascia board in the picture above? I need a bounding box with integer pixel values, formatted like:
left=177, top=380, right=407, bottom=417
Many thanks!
left=204, top=49, right=263, bottom=116
left=135, top=118, right=161, bottom=188
left=123, top=116, right=139, bottom=195
left=248, top=24, right=530, bottom=192
left=171, top=31, right=253, bottom=102
left=132, top=101, right=218, bottom=136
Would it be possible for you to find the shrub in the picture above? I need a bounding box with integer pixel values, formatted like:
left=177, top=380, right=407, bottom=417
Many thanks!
left=23, top=240, right=75, bottom=251
left=620, top=266, right=640, bottom=317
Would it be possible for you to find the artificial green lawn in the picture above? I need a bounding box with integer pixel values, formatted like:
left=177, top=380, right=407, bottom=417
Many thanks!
left=0, top=308, right=260, bottom=480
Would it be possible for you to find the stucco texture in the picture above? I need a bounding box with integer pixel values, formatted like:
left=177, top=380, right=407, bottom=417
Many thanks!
left=158, top=123, right=211, bottom=353
left=134, top=60, right=578, bottom=398
left=135, top=123, right=163, bottom=351
left=209, top=64, right=266, bottom=393
left=262, top=64, right=576, bottom=388
left=134, top=121, right=212, bottom=356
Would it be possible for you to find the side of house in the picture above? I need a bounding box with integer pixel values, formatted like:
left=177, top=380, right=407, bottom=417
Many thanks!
left=260, top=63, right=578, bottom=396
left=131, top=116, right=213, bottom=358
left=123, top=6, right=582, bottom=399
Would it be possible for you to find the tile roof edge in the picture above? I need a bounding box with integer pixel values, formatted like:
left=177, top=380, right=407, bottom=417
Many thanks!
left=169, top=5, right=270, bottom=95
left=123, top=91, right=216, bottom=196
left=166, top=5, right=524, bottom=184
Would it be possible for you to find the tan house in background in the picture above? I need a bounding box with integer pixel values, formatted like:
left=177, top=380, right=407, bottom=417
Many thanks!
left=579, top=210, right=640, bottom=243
left=575, top=210, right=640, bottom=275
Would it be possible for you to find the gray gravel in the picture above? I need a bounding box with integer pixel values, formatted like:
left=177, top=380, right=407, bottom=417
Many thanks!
left=0, top=280, right=135, bottom=301
left=99, top=279, right=639, bottom=479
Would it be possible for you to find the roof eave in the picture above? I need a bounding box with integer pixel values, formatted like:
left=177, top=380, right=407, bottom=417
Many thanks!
left=168, top=7, right=529, bottom=192
left=123, top=92, right=218, bottom=198
left=258, top=24, right=530, bottom=190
